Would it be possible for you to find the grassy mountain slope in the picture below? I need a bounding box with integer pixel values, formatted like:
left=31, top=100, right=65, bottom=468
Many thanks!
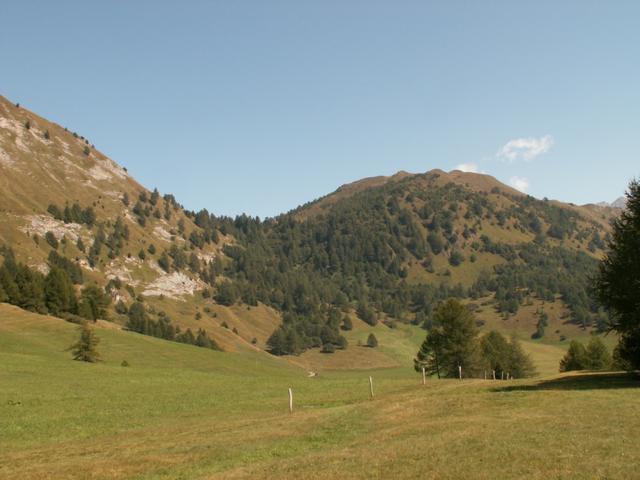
left=0, top=93, right=619, bottom=362
left=1, top=304, right=637, bottom=479
left=0, top=94, right=267, bottom=350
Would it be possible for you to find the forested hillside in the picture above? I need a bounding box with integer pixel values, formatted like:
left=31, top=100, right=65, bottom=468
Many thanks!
left=0, top=95, right=620, bottom=358
left=206, top=170, right=616, bottom=354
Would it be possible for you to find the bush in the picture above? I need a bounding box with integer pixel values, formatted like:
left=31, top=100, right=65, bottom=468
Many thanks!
left=321, top=342, right=335, bottom=353
left=367, top=333, right=378, bottom=348
left=449, top=250, right=465, bottom=266
left=341, top=315, right=353, bottom=331
left=45, top=231, right=58, bottom=250
left=357, top=302, right=377, bottom=326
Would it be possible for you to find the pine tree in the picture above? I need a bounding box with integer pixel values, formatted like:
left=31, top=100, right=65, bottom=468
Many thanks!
left=414, top=330, right=444, bottom=378
left=594, top=179, right=640, bottom=368
left=585, top=336, right=611, bottom=370
left=158, top=252, right=170, bottom=272
left=150, top=188, right=160, bottom=206
left=507, top=336, right=536, bottom=378
left=0, top=266, right=19, bottom=303
left=559, top=340, right=588, bottom=372
left=45, top=231, right=58, bottom=249
left=417, top=299, right=481, bottom=378
left=126, top=301, right=148, bottom=333
left=44, top=267, right=77, bottom=316
left=195, top=328, right=212, bottom=348
left=69, top=322, right=101, bottom=362
left=215, top=281, right=238, bottom=306
left=367, top=333, right=378, bottom=348
left=266, top=327, right=288, bottom=355
left=480, top=330, right=511, bottom=377
left=79, top=284, right=110, bottom=321
left=321, top=342, right=335, bottom=353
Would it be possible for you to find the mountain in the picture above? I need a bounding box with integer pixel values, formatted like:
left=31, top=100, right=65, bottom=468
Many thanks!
left=611, top=196, right=627, bottom=209
left=594, top=196, right=626, bottom=209
left=0, top=95, right=280, bottom=352
left=0, top=94, right=618, bottom=362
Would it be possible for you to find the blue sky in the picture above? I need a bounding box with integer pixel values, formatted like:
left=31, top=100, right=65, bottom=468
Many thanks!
left=2, top=1, right=639, bottom=218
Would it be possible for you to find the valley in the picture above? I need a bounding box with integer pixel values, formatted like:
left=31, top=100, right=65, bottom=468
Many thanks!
left=1, top=304, right=637, bottom=480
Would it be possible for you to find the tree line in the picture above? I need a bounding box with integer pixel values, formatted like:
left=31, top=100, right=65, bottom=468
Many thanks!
left=414, top=299, right=536, bottom=378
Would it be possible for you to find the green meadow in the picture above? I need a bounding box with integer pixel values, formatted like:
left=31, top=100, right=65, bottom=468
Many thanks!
left=1, top=304, right=638, bottom=480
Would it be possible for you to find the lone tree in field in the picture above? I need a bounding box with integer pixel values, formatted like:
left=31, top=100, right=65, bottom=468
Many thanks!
left=69, top=322, right=101, bottom=363
left=367, top=333, right=378, bottom=348
left=415, top=299, right=481, bottom=378
left=594, top=179, right=640, bottom=369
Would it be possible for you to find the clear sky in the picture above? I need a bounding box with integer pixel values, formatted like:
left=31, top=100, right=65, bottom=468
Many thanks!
left=2, top=1, right=639, bottom=218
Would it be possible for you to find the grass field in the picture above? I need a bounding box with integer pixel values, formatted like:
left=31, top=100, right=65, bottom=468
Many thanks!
left=1, top=303, right=638, bottom=479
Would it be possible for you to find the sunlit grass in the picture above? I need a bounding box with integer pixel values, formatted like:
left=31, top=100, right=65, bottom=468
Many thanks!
left=1, top=304, right=637, bottom=479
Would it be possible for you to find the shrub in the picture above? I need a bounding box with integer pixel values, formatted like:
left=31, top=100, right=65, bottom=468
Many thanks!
left=321, top=342, right=335, bottom=354
left=45, top=231, right=58, bottom=250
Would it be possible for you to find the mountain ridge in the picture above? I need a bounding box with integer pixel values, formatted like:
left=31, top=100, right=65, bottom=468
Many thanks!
left=0, top=94, right=618, bottom=363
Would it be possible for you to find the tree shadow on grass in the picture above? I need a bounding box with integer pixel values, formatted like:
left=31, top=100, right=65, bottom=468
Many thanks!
left=492, top=372, right=640, bottom=392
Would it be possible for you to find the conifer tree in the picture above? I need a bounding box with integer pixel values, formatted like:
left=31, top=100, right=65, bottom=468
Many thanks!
left=79, top=284, right=110, bottom=321
left=507, top=336, right=536, bottom=378
left=594, top=179, right=640, bottom=368
left=585, top=336, right=611, bottom=370
left=44, top=267, right=77, bottom=315
left=69, top=322, right=101, bottom=363
left=559, top=340, right=588, bottom=372
left=480, top=330, right=511, bottom=377
left=414, top=329, right=444, bottom=378
left=367, top=333, right=378, bottom=348
left=415, top=299, right=481, bottom=378
left=126, top=301, right=148, bottom=333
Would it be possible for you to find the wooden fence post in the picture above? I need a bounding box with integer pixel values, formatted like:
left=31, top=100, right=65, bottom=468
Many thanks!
left=288, top=388, right=293, bottom=413
left=369, top=376, right=374, bottom=399
left=422, top=367, right=426, bottom=385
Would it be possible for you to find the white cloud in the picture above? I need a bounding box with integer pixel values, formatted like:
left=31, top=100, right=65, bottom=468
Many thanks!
left=497, top=135, right=554, bottom=162
left=455, top=163, right=479, bottom=173
left=509, top=176, right=529, bottom=193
